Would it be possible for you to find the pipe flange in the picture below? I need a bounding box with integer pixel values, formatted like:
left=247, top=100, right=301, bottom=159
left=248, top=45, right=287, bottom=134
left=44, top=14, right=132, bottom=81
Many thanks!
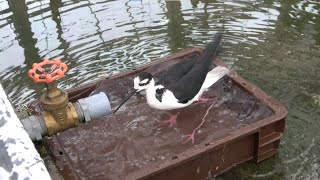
left=77, top=98, right=92, bottom=122
left=21, top=115, right=47, bottom=141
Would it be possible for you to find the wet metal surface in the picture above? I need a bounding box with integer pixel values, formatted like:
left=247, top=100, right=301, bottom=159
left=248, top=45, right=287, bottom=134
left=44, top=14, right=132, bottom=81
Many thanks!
left=0, top=0, right=319, bottom=179
left=45, top=53, right=276, bottom=179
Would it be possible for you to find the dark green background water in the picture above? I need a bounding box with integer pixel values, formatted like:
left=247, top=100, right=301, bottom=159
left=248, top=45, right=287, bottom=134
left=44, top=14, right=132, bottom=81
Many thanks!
left=0, top=0, right=319, bottom=179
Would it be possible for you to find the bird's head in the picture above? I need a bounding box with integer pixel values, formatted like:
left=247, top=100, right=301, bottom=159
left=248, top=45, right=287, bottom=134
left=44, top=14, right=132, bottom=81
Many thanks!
left=133, top=72, right=154, bottom=92
left=114, top=72, right=154, bottom=114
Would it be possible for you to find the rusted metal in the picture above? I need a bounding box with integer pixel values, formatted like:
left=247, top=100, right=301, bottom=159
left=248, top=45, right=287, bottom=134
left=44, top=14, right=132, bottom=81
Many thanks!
left=42, top=48, right=287, bottom=179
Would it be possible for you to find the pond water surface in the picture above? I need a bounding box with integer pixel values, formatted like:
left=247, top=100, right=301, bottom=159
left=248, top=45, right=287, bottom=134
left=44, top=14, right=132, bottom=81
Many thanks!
left=0, top=0, right=319, bottom=179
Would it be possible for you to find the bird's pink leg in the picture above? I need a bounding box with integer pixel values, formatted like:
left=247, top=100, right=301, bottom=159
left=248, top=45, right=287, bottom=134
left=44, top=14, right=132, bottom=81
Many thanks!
left=182, top=130, right=196, bottom=144
left=182, top=102, right=215, bottom=144
left=182, top=119, right=206, bottom=144
left=198, top=97, right=213, bottom=102
left=198, top=94, right=217, bottom=102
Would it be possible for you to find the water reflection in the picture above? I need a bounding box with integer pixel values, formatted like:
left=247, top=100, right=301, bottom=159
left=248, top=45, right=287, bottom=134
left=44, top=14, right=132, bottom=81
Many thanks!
left=190, top=0, right=200, bottom=8
left=49, top=0, right=70, bottom=58
left=165, top=1, right=186, bottom=51
left=7, top=0, right=40, bottom=66
left=277, top=0, right=320, bottom=44
left=0, top=0, right=320, bottom=179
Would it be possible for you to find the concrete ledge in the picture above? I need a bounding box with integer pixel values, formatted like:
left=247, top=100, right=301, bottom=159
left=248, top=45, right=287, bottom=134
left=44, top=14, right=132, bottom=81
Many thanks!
left=0, top=84, right=51, bottom=180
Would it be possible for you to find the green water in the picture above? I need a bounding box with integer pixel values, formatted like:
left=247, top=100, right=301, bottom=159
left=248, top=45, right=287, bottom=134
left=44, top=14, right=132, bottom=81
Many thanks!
left=0, top=0, right=319, bottom=179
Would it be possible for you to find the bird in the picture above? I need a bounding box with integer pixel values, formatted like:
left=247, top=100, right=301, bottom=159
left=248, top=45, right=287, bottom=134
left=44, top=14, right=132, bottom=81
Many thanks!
left=114, top=33, right=229, bottom=143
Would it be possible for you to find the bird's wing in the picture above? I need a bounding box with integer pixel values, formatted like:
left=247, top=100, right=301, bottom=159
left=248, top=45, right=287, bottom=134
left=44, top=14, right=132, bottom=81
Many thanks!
left=165, top=33, right=223, bottom=103
left=169, top=63, right=210, bottom=103
left=155, top=54, right=199, bottom=87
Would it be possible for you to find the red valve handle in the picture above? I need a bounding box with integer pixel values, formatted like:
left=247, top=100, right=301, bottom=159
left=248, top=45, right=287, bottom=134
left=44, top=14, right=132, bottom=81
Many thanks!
left=28, top=59, right=68, bottom=83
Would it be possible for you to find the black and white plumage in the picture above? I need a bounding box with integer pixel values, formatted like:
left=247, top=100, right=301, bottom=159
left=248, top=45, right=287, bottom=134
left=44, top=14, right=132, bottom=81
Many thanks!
left=114, top=33, right=229, bottom=113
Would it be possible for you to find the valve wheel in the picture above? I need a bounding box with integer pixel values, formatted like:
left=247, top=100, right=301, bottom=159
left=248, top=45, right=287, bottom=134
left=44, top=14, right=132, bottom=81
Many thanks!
left=28, top=59, right=68, bottom=83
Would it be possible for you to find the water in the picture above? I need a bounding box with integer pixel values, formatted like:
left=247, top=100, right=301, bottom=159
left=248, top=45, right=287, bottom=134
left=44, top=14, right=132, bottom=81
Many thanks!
left=49, top=71, right=273, bottom=179
left=0, top=0, right=319, bottom=179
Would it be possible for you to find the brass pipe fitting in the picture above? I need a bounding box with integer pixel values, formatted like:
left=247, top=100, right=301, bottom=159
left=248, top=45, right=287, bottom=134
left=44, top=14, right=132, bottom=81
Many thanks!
left=23, top=59, right=112, bottom=141
left=41, top=82, right=79, bottom=135
left=26, top=59, right=79, bottom=136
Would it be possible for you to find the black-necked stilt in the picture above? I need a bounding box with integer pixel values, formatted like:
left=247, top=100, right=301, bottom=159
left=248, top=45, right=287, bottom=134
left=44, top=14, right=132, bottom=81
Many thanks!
left=114, top=33, right=229, bottom=143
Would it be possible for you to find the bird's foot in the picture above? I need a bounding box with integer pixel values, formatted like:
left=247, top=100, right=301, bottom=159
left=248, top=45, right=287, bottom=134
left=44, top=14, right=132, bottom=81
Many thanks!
left=182, top=130, right=196, bottom=144
left=157, top=113, right=179, bottom=128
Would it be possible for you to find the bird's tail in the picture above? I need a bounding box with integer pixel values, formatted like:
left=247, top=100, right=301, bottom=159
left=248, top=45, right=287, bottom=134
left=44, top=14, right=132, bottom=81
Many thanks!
left=199, top=33, right=223, bottom=66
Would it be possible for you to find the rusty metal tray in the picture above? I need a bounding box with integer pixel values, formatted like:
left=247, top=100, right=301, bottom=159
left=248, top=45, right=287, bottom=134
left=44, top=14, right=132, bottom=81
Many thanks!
left=42, top=48, right=287, bottom=180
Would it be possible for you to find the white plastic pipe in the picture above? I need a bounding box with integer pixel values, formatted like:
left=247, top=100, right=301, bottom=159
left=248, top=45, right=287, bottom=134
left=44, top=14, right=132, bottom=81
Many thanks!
left=75, top=92, right=112, bottom=122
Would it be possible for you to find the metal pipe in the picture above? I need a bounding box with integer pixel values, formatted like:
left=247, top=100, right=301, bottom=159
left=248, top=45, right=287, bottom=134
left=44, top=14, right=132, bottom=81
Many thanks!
left=21, top=92, right=112, bottom=141
left=20, top=115, right=47, bottom=141
left=23, top=59, right=112, bottom=141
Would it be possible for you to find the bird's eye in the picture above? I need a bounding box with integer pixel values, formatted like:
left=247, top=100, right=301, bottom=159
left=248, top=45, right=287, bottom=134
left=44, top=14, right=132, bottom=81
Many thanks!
left=139, top=79, right=149, bottom=86
left=139, top=82, right=146, bottom=86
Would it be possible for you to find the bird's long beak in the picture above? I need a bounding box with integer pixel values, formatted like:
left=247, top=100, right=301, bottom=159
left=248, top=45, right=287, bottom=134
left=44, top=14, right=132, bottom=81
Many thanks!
left=113, top=89, right=138, bottom=114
